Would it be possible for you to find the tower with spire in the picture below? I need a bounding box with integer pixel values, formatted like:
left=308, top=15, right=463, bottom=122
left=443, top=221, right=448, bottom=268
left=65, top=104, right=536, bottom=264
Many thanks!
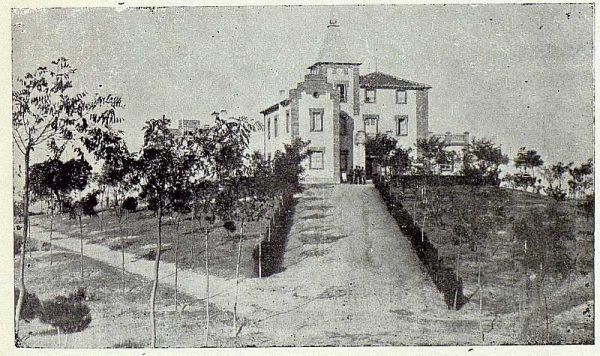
left=261, top=18, right=431, bottom=184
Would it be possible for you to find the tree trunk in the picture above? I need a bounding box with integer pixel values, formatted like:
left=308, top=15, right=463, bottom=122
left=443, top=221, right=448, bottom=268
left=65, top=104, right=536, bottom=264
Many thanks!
left=258, top=219, right=262, bottom=279
left=267, top=217, right=271, bottom=243
left=190, top=209, right=195, bottom=261
left=204, top=225, right=210, bottom=347
left=150, top=205, right=163, bottom=348
left=477, top=248, right=484, bottom=342
left=119, top=217, right=125, bottom=295
left=421, top=209, right=427, bottom=243
left=49, top=202, right=54, bottom=266
left=15, top=147, right=31, bottom=334
left=79, top=215, right=84, bottom=280
left=233, top=220, right=244, bottom=337
left=174, top=218, right=181, bottom=311
left=28, top=221, right=32, bottom=258
left=544, top=292, right=550, bottom=344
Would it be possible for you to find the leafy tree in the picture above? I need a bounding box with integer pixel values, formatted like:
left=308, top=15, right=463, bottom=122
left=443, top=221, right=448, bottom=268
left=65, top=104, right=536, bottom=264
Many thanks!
left=271, top=138, right=310, bottom=195
left=98, top=138, right=139, bottom=294
left=167, top=134, right=198, bottom=311
left=461, top=138, right=509, bottom=185
left=137, top=115, right=180, bottom=347
left=207, top=114, right=257, bottom=337
left=366, top=134, right=397, bottom=177
left=543, top=162, right=573, bottom=201
left=365, top=134, right=413, bottom=179
left=447, top=187, right=511, bottom=340
left=568, top=159, right=593, bottom=200
left=247, top=152, right=275, bottom=278
left=415, top=136, right=447, bottom=175
left=514, top=147, right=544, bottom=178
left=12, top=57, right=122, bottom=334
left=513, top=204, right=575, bottom=343
left=29, top=159, right=62, bottom=264
left=67, top=189, right=98, bottom=282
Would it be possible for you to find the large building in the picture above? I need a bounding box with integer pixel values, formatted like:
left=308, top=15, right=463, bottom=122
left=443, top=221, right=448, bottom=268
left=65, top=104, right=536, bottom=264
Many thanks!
left=261, top=19, right=431, bottom=183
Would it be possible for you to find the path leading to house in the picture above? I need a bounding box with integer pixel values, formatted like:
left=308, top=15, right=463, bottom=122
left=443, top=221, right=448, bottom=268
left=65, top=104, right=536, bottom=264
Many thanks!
left=29, top=184, right=504, bottom=346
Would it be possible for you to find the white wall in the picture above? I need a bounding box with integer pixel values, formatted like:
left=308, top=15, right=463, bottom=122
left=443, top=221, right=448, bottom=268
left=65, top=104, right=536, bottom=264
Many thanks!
left=298, top=91, right=336, bottom=182
left=359, top=88, right=419, bottom=152
left=264, top=104, right=292, bottom=159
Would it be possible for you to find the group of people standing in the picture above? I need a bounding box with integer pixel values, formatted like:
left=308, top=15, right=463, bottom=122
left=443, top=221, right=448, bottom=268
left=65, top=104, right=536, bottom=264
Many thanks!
left=347, top=166, right=367, bottom=184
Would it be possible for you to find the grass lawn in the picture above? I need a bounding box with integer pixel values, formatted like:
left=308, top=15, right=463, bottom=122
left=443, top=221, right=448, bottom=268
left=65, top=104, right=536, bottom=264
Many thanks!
left=30, top=206, right=273, bottom=280
left=387, top=184, right=594, bottom=344
left=15, top=249, right=241, bottom=348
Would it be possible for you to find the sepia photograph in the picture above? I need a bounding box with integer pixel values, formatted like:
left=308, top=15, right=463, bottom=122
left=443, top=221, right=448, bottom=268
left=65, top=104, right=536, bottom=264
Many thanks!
left=7, top=1, right=595, bottom=350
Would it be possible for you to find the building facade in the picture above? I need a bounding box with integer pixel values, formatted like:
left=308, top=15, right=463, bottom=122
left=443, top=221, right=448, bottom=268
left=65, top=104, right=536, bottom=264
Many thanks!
left=261, top=19, right=431, bottom=183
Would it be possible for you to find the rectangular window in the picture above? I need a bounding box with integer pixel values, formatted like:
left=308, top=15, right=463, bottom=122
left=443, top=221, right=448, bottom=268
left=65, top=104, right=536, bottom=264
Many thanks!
left=267, top=118, right=271, bottom=139
left=274, top=115, right=279, bottom=138
left=365, top=88, right=376, bottom=103
left=336, top=84, right=347, bottom=103
left=310, top=108, right=324, bottom=132
left=440, top=164, right=453, bottom=172
left=309, top=150, right=324, bottom=170
left=396, top=115, right=408, bottom=136
left=285, top=110, right=290, bottom=134
left=364, top=115, right=379, bottom=135
left=396, top=90, right=407, bottom=104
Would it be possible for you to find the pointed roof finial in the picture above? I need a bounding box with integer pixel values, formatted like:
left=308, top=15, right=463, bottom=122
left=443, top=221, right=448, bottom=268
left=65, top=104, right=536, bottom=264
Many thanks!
left=310, top=16, right=361, bottom=66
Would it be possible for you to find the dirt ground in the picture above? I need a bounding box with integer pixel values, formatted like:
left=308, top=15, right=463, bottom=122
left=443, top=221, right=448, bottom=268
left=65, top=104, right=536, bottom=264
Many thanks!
left=390, top=184, right=594, bottom=344
left=18, top=184, right=562, bottom=347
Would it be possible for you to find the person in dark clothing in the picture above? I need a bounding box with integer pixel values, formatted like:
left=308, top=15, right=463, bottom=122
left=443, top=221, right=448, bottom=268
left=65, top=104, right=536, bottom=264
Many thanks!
left=360, top=166, right=366, bottom=184
left=355, top=166, right=361, bottom=184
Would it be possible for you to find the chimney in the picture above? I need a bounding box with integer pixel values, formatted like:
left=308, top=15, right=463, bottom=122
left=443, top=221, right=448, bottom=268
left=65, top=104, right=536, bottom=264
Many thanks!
left=279, top=89, right=287, bottom=100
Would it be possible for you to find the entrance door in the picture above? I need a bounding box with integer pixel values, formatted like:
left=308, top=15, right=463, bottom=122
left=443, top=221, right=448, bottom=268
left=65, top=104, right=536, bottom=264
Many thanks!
left=365, top=157, right=374, bottom=180
left=340, top=150, right=349, bottom=182
left=340, top=150, right=349, bottom=173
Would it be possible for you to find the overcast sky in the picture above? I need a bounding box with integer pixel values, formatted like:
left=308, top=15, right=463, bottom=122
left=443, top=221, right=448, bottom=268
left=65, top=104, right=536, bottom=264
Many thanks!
left=12, top=4, right=594, bottom=167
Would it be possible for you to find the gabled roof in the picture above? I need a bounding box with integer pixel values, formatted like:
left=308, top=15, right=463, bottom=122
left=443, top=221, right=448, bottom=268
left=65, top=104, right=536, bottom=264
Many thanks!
left=359, top=72, right=431, bottom=90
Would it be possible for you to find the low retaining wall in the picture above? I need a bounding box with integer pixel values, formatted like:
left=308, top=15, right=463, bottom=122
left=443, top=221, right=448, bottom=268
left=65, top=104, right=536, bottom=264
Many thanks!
left=374, top=178, right=466, bottom=310
left=252, top=193, right=295, bottom=277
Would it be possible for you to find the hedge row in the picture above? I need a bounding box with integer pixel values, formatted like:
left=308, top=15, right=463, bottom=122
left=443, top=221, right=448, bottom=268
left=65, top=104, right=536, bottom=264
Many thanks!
left=384, top=174, right=498, bottom=189
left=374, top=178, right=466, bottom=310
left=252, top=192, right=295, bottom=277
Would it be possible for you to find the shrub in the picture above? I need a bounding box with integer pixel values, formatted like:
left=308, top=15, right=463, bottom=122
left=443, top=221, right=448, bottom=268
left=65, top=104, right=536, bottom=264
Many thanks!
left=14, top=289, right=42, bottom=322
left=40, top=295, right=92, bottom=333
left=223, top=220, right=236, bottom=233
left=141, top=249, right=156, bottom=261
left=40, top=241, right=51, bottom=251
left=546, top=186, right=567, bottom=201
left=122, top=196, right=138, bottom=213
left=108, top=239, right=134, bottom=251
left=68, top=287, right=95, bottom=302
